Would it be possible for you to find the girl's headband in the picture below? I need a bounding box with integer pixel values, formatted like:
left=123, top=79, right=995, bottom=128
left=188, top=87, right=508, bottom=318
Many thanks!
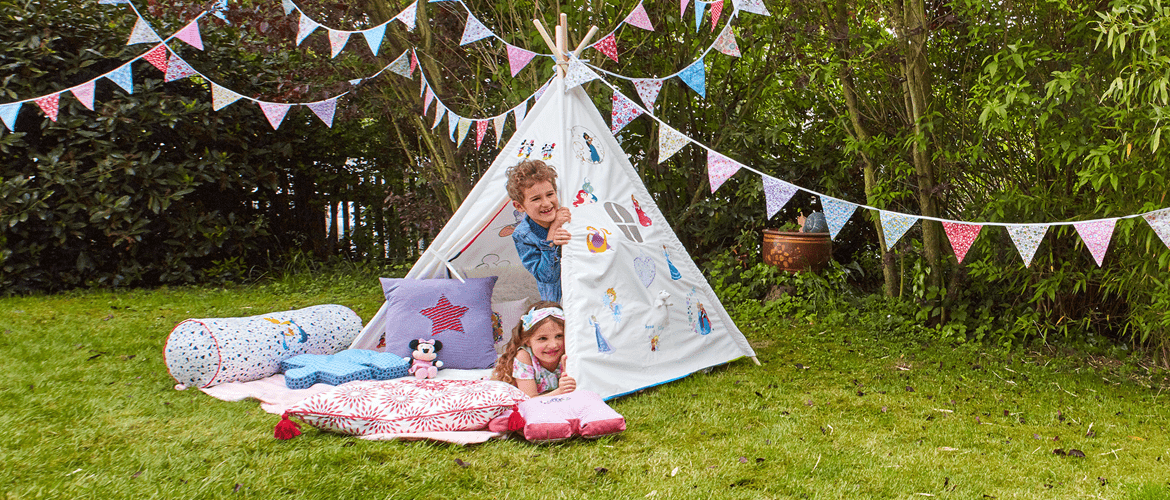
left=521, top=306, right=564, bottom=331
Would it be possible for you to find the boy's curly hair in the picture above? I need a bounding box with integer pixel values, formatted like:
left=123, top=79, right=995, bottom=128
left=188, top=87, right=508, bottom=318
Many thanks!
left=505, top=160, right=558, bottom=203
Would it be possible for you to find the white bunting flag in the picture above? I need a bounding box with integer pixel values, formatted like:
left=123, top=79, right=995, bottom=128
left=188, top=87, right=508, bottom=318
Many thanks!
left=658, top=125, right=689, bottom=163
left=258, top=102, right=291, bottom=130
left=212, top=83, right=243, bottom=111
left=297, top=15, right=320, bottom=45
left=328, top=30, right=351, bottom=58
left=1006, top=224, right=1048, bottom=268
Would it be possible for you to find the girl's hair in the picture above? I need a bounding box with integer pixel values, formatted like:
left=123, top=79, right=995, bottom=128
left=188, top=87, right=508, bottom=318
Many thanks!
left=491, top=300, right=564, bottom=386
left=505, top=160, right=558, bottom=203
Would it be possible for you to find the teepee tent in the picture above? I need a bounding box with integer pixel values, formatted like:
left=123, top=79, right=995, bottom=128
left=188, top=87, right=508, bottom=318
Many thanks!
left=351, top=73, right=756, bottom=400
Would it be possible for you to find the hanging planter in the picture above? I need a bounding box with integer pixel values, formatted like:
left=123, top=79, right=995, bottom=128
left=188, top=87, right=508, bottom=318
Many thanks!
left=762, top=212, right=832, bottom=272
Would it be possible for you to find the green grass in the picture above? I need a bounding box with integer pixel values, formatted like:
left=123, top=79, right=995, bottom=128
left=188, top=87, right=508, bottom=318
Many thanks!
left=3, top=271, right=1170, bottom=499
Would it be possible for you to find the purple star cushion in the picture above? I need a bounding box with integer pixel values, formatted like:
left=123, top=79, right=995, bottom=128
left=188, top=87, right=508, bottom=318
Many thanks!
left=379, top=277, right=499, bottom=369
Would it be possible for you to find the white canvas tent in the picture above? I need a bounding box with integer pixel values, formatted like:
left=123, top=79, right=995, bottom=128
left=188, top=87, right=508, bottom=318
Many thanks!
left=351, top=75, right=756, bottom=399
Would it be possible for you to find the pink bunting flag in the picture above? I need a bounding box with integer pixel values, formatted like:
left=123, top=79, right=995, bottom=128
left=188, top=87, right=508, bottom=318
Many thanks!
left=1073, top=218, right=1117, bottom=267
left=175, top=20, right=204, bottom=50
left=709, top=0, right=724, bottom=31
left=164, top=54, right=197, bottom=82
left=307, top=98, right=337, bottom=128
left=633, top=79, right=663, bottom=112
left=714, top=25, right=742, bottom=57
left=410, top=50, right=418, bottom=75
left=941, top=222, right=982, bottom=263
left=394, top=1, right=418, bottom=31
left=71, top=82, right=96, bottom=111
left=610, top=91, right=642, bottom=134
left=624, top=2, right=655, bottom=31
left=507, top=44, right=537, bottom=77
left=460, top=14, right=493, bottom=45
left=763, top=176, right=798, bottom=219
left=423, top=87, right=435, bottom=116
left=706, top=151, right=742, bottom=193
left=127, top=17, right=162, bottom=45
left=493, top=114, right=507, bottom=146
left=35, top=93, right=60, bottom=122
left=475, top=120, right=489, bottom=149
left=1007, top=224, right=1048, bottom=268
left=681, top=0, right=690, bottom=15
left=593, top=33, right=619, bottom=63
left=258, top=102, right=291, bottom=130
left=143, top=45, right=169, bottom=73
left=1144, top=208, right=1170, bottom=248
left=658, top=125, right=689, bottom=163
left=328, top=30, right=350, bottom=58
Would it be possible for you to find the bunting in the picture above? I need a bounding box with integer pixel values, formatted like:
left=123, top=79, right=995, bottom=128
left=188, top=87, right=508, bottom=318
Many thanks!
left=714, top=26, right=742, bottom=57
left=941, top=222, right=982, bottom=263
left=307, top=98, right=337, bottom=127
left=447, top=111, right=460, bottom=140
left=681, top=0, right=690, bottom=15
left=432, top=104, right=446, bottom=129
left=410, top=51, right=418, bottom=75
left=565, top=58, right=600, bottom=90
left=514, top=101, right=527, bottom=128
left=107, top=65, right=134, bottom=94
left=363, top=24, right=386, bottom=56
left=297, top=15, right=320, bottom=46
left=475, top=120, right=489, bottom=149
left=493, top=114, right=507, bottom=146
left=259, top=102, right=291, bottom=130
left=127, top=17, right=162, bottom=45
left=395, top=1, right=418, bottom=31
left=507, top=45, right=537, bottom=77
left=35, top=94, right=60, bottom=122
left=1007, top=224, right=1047, bottom=268
left=534, top=82, right=549, bottom=102
left=1073, top=219, right=1117, bottom=267
left=879, top=211, right=918, bottom=251
left=706, top=151, right=742, bottom=192
left=71, top=82, right=96, bottom=111
left=175, top=20, right=204, bottom=50
left=163, top=54, right=197, bottom=82
left=143, top=45, right=169, bottom=73
left=678, top=58, right=706, bottom=98
left=624, top=3, right=655, bottom=31
left=593, top=33, right=619, bottom=63
left=388, top=51, right=413, bottom=78
left=610, top=91, right=642, bottom=134
left=658, top=125, right=689, bottom=163
left=763, top=176, right=798, bottom=219
left=709, top=0, right=724, bottom=30
left=694, top=1, right=706, bottom=32
left=212, top=83, right=243, bottom=111
left=633, top=79, right=664, bottom=112
left=456, top=117, right=471, bottom=146
left=423, top=87, right=435, bottom=115
left=1144, top=208, right=1170, bottom=248
left=733, top=0, right=771, bottom=16
left=460, top=14, right=493, bottom=45
left=0, top=103, right=20, bottom=131
left=328, top=30, right=351, bottom=58
left=282, top=0, right=296, bottom=15
left=820, top=196, right=857, bottom=239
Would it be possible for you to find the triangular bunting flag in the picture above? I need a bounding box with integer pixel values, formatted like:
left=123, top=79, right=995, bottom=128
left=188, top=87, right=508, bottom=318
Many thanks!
left=460, top=14, right=493, bottom=45
left=363, top=24, right=387, bottom=56
left=762, top=176, right=798, bottom=219
left=211, top=83, right=243, bottom=111
left=420, top=71, right=426, bottom=96
left=941, top=222, right=982, bottom=263
left=714, top=25, right=742, bottom=57
left=879, top=211, right=918, bottom=251
left=448, top=111, right=460, bottom=141
left=514, top=101, right=527, bottom=128
left=71, top=81, right=96, bottom=111
left=610, top=91, right=643, bottom=134
left=1073, top=218, right=1117, bottom=267
left=143, top=45, right=169, bottom=73
left=0, top=102, right=21, bottom=132
left=678, top=58, right=706, bottom=98
left=163, top=54, right=197, bottom=82
left=493, top=114, right=507, bottom=146
left=1006, top=224, right=1047, bottom=268
left=307, top=98, right=337, bottom=127
left=534, top=82, right=549, bottom=102
left=98, top=0, right=129, bottom=4
left=35, top=93, right=60, bottom=122
left=175, top=20, right=205, bottom=50
left=633, top=79, right=663, bottom=112
left=395, top=1, right=418, bottom=31
left=821, top=196, right=858, bottom=239
left=681, top=0, right=691, bottom=16
left=706, top=151, right=742, bottom=193
left=282, top=0, right=296, bottom=15
left=432, top=104, right=446, bottom=129
left=328, top=30, right=351, bottom=58
left=694, top=1, right=706, bottom=32
left=297, top=15, right=320, bottom=46
left=593, top=33, right=619, bottom=63
left=1144, top=208, right=1170, bottom=249
left=507, top=44, right=537, bottom=77
left=565, top=58, right=600, bottom=90
left=388, top=50, right=413, bottom=77
left=423, top=87, right=435, bottom=115
left=658, top=125, right=689, bottom=163
left=475, top=120, right=489, bottom=149
left=410, top=50, right=419, bottom=75
left=733, top=0, right=771, bottom=16
left=624, top=2, right=655, bottom=31
left=710, top=0, right=724, bottom=30
left=127, top=17, right=162, bottom=45
left=258, top=102, right=291, bottom=130
left=107, top=64, right=134, bottom=94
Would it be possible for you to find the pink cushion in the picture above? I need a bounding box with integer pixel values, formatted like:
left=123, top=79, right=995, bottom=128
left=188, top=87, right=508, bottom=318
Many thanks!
left=287, top=379, right=528, bottom=436
left=501, top=390, right=625, bottom=442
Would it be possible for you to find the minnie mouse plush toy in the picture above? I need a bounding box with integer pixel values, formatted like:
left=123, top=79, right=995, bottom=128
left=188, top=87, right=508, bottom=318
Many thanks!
left=406, top=339, right=443, bottom=379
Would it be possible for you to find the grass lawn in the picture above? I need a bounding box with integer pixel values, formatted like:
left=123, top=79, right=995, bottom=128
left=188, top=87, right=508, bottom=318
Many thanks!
left=2, top=270, right=1169, bottom=499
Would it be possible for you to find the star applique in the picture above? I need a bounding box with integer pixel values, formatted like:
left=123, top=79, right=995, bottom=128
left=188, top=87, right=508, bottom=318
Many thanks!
left=419, top=294, right=470, bottom=336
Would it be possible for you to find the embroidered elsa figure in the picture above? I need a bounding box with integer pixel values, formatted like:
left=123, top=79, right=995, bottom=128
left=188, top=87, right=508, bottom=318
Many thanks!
left=663, top=245, right=682, bottom=280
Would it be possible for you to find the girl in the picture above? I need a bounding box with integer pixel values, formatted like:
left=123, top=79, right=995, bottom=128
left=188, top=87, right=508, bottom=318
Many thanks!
left=491, top=301, right=577, bottom=397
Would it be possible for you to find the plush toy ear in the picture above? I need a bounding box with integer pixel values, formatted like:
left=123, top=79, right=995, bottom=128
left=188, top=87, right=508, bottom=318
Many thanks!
left=432, top=340, right=443, bottom=351
left=408, top=339, right=420, bottom=351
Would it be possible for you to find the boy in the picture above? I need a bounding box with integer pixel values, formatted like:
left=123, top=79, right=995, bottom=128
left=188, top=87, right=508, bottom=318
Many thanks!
left=506, top=160, right=571, bottom=303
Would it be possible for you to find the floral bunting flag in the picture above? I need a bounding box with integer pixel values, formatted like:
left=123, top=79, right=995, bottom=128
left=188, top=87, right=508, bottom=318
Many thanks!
left=879, top=211, right=918, bottom=251
left=282, top=0, right=296, bottom=15
left=658, top=124, right=689, bottom=163
left=423, top=87, right=435, bottom=115
left=493, top=114, right=507, bottom=146
left=625, top=2, right=655, bottom=31
left=475, top=120, right=489, bottom=149
left=1073, top=218, right=1117, bottom=267
left=763, top=176, right=798, bottom=219
left=297, top=15, right=320, bottom=46
left=212, top=83, right=243, bottom=111
left=710, top=0, right=724, bottom=31
left=564, top=58, right=600, bottom=90
left=714, top=25, right=741, bottom=57
left=941, top=222, right=982, bottom=263
left=71, top=81, right=96, bottom=111
left=432, top=104, right=446, bottom=129
left=410, top=50, right=419, bottom=75
left=460, top=14, right=493, bottom=45
left=127, top=17, right=162, bottom=45
left=733, top=0, right=771, bottom=16
left=307, top=98, right=337, bottom=128
left=593, top=33, right=619, bottom=63
left=694, top=1, right=706, bottom=31
left=820, top=196, right=857, bottom=240
left=395, top=1, right=418, bottom=31
left=506, top=44, right=537, bottom=77
left=1144, top=208, right=1170, bottom=248
left=98, top=0, right=129, bottom=4
left=1006, top=224, right=1047, bottom=268
left=534, top=82, right=549, bottom=102
left=163, top=54, right=197, bottom=82
left=0, top=102, right=21, bottom=131
left=678, top=58, right=706, bottom=98
left=363, top=24, right=386, bottom=56
left=456, top=117, right=472, bottom=146
left=681, top=0, right=690, bottom=15
left=514, top=101, right=527, bottom=128
left=258, top=102, right=291, bottom=130
left=388, top=51, right=413, bottom=77
left=35, top=93, right=60, bottom=122
left=610, top=91, right=642, bottom=134
left=175, top=20, right=204, bottom=50
left=419, top=72, right=426, bottom=96
left=633, top=79, right=663, bottom=112
left=143, top=45, right=169, bottom=73
left=328, top=30, right=351, bottom=58
left=107, top=65, right=134, bottom=94
left=448, top=111, right=460, bottom=141
left=706, top=151, right=742, bottom=193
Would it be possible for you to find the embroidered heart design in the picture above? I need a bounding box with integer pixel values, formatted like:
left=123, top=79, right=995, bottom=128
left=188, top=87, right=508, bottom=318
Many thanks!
left=633, top=252, right=655, bottom=288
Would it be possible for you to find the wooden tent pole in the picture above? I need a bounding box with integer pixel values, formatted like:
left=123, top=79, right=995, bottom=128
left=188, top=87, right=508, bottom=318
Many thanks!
left=573, top=26, right=600, bottom=59
left=532, top=20, right=557, bottom=57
